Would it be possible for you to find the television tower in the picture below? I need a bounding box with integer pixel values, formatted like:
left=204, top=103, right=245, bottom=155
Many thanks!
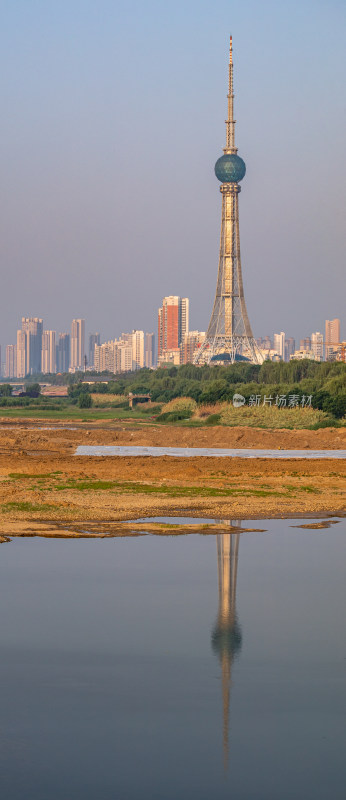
left=195, top=37, right=263, bottom=365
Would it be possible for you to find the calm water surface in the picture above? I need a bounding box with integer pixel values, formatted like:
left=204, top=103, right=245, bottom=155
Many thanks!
left=0, top=518, right=345, bottom=799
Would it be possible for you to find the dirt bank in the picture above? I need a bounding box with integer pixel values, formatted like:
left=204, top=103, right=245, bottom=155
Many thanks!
left=0, top=421, right=344, bottom=538
left=0, top=417, right=345, bottom=451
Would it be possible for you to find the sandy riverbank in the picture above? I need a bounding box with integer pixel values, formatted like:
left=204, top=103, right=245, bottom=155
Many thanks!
left=0, top=420, right=344, bottom=538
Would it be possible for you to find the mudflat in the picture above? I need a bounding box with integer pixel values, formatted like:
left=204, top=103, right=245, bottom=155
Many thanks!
left=0, top=419, right=344, bottom=538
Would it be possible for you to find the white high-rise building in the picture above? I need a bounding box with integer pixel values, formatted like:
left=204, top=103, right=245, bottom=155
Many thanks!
left=94, top=338, right=133, bottom=374
left=311, top=332, right=324, bottom=361
left=70, top=319, right=85, bottom=371
left=118, top=342, right=133, bottom=373
left=16, top=330, right=27, bottom=377
left=131, top=330, right=145, bottom=371
left=41, top=331, right=56, bottom=374
left=5, top=345, right=16, bottom=379
left=180, top=298, right=189, bottom=342
left=273, top=332, right=286, bottom=361
left=94, top=340, right=117, bottom=373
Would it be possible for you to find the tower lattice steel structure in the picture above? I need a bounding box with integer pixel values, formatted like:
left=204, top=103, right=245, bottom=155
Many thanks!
left=195, top=37, right=263, bottom=365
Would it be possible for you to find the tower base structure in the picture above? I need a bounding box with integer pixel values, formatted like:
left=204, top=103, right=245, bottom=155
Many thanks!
left=195, top=334, right=264, bottom=365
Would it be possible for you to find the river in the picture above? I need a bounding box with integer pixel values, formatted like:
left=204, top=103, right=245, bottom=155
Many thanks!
left=0, top=517, right=345, bottom=799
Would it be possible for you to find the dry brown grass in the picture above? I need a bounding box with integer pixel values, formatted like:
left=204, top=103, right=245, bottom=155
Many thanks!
left=218, top=404, right=327, bottom=429
left=191, top=402, right=329, bottom=429
left=161, top=397, right=197, bottom=414
left=194, top=403, right=226, bottom=418
left=90, top=393, right=127, bottom=407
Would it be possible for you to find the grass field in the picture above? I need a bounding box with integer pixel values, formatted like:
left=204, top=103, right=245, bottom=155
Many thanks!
left=0, top=406, right=150, bottom=421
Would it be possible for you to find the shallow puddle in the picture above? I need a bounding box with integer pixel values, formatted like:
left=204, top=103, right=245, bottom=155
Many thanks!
left=75, top=444, right=346, bottom=459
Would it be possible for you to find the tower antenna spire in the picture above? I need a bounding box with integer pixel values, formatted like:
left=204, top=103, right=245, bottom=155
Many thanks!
left=225, top=35, right=236, bottom=154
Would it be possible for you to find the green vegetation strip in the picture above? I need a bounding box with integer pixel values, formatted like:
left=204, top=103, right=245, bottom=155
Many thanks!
left=5, top=474, right=323, bottom=497
left=8, top=472, right=58, bottom=480
left=47, top=479, right=320, bottom=497
left=1, top=501, right=59, bottom=513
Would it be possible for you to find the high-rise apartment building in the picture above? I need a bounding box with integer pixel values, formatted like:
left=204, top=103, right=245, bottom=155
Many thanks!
left=56, top=334, right=70, bottom=373
left=5, top=345, right=16, bottom=379
left=325, top=319, right=340, bottom=360
left=256, top=336, right=272, bottom=351
left=70, top=319, right=85, bottom=371
left=118, top=342, right=133, bottom=373
left=131, top=330, right=144, bottom=371
left=41, top=331, right=56, bottom=374
left=300, top=337, right=311, bottom=351
left=145, top=333, right=155, bottom=368
left=158, top=296, right=189, bottom=363
left=311, top=332, right=324, bottom=361
left=273, top=332, right=285, bottom=361
left=285, top=337, right=296, bottom=361
left=94, top=338, right=133, bottom=374
left=88, top=333, right=100, bottom=368
left=94, top=341, right=117, bottom=373
left=180, top=299, right=189, bottom=344
left=16, top=330, right=27, bottom=377
left=180, top=331, right=206, bottom=364
left=21, top=317, right=43, bottom=374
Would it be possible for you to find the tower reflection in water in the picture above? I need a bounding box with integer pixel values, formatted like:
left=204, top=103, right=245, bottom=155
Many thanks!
left=211, top=526, right=242, bottom=767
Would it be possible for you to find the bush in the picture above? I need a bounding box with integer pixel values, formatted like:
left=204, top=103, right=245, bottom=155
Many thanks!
left=205, top=413, right=221, bottom=425
left=24, top=383, right=41, bottom=398
left=90, top=382, right=108, bottom=393
left=0, top=384, right=12, bottom=396
left=68, top=382, right=91, bottom=399
left=79, top=393, right=92, bottom=409
left=139, top=404, right=162, bottom=415
left=309, top=418, right=341, bottom=430
left=157, top=397, right=197, bottom=422
left=157, top=410, right=192, bottom=422
left=160, top=397, right=197, bottom=415
left=322, top=393, right=346, bottom=419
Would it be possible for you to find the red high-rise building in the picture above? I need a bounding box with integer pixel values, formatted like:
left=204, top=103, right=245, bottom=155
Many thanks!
left=325, top=318, right=340, bottom=360
left=157, top=296, right=189, bottom=363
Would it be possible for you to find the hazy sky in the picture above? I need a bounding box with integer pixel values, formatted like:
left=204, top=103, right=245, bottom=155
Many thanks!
left=0, top=0, right=345, bottom=351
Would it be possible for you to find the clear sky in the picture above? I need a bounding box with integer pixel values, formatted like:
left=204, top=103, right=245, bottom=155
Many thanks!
left=0, top=0, right=345, bottom=351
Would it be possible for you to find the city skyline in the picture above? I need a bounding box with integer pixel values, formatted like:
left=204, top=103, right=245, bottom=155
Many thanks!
left=0, top=2, right=345, bottom=350
left=1, top=309, right=343, bottom=378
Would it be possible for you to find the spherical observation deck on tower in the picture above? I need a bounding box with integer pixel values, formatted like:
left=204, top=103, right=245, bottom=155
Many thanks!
left=214, top=153, right=246, bottom=183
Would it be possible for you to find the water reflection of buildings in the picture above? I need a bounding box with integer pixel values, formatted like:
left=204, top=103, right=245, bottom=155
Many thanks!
left=211, top=526, right=242, bottom=767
